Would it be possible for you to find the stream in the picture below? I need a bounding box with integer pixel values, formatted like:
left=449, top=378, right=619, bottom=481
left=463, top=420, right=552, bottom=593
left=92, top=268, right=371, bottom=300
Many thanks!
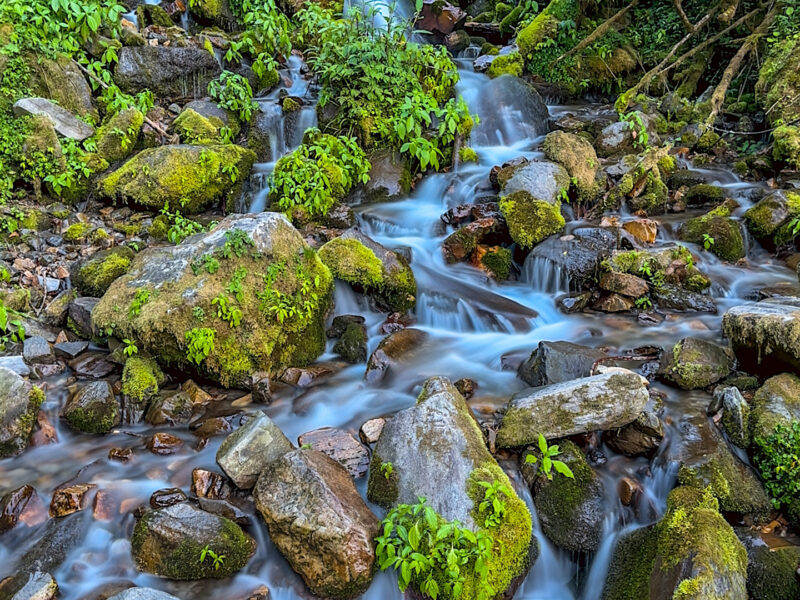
left=2, top=11, right=798, bottom=600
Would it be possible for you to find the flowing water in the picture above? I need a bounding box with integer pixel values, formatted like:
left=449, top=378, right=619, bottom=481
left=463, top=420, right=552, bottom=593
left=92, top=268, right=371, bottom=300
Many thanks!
left=3, top=19, right=800, bottom=600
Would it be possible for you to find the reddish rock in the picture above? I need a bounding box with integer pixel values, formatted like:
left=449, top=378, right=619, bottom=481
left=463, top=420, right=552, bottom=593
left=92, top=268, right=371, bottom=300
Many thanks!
left=595, top=293, right=636, bottom=313
left=93, top=489, right=121, bottom=520
left=454, top=378, right=477, bottom=399
left=416, top=0, right=465, bottom=35
left=150, top=487, right=188, bottom=508
left=442, top=217, right=503, bottom=263
left=192, top=468, right=234, bottom=500
left=623, top=219, right=658, bottom=244
left=298, top=428, right=370, bottom=478
left=279, top=363, right=340, bottom=387
left=618, top=477, right=642, bottom=506
left=50, top=483, right=96, bottom=517
left=365, top=328, right=429, bottom=384
left=146, top=432, right=183, bottom=455
left=108, top=447, right=133, bottom=462
left=182, top=379, right=212, bottom=406
left=0, top=485, right=47, bottom=532
left=31, top=411, right=58, bottom=446
left=599, top=272, right=649, bottom=298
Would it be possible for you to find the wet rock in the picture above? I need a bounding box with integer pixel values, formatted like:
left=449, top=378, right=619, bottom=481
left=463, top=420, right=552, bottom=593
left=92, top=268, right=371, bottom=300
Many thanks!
left=149, top=488, right=188, bottom=509
left=184, top=100, right=239, bottom=135
left=650, top=284, right=717, bottom=312
left=365, top=328, right=428, bottom=384
left=332, top=322, right=367, bottom=364
left=108, top=447, right=133, bottom=462
left=360, top=149, right=411, bottom=202
left=749, top=373, right=800, bottom=440
left=722, top=298, right=800, bottom=375
left=595, top=113, right=659, bottom=158
left=23, top=336, right=54, bottom=365
left=603, top=487, right=747, bottom=600
left=182, top=379, right=213, bottom=406
left=197, top=497, right=251, bottom=526
left=92, top=214, right=333, bottom=387
left=735, top=528, right=800, bottom=600
left=49, top=483, right=96, bottom=517
left=254, top=449, right=378, bottom=598
left=215, top=411, right=294, bottom=489
left=658, top=337, right=734, bottom=390
left=0, top=485, right=47, bottom=532
left=677, top=413, right=771, bottom=519
left=444, top=29, right=471, bottom=53
left=367, top=376, right=534, bottom=595
left=542, top=130, right=601, bottom=202
left=131, top=503, right=255, bottom=579
left=715, top=387, right=750, bottom=448
left=595, top=293, right=635, bottom=312
left=617, top=477, right=641, bottom=506
left=326, top=314, right=366, bottom=338
left=622, top=218, right=658, bottom=244
left=146, top=432, right=183, bottom=455
left=666, top=169, right=710, bottom=190
left=318, top=229, right=416, bottom=313
left=144, top=390, right=192, bottom=426
left=518, top=340, right=607, bottom=387
left=524, top=440, right=604, bottom=552
left=107, top=589, right=181, bottom=600
left=71, top=246, right=135, bottom=297
left=9, top=571, right=58, bottom=600
left=743, top=190, right=800, bottom=245
left=114, top=46, right=221, bottom=97
left=678, top=207, right=745, bottom=262
left=0, top=367, right=42, bottom=458
left=358, top=418, right=385, bottom=445
left=442, top=217, right=505, bottom=263
left=192, top=468, right=236, bottom=500
left=297, top=427, right=370, bottom=478
left=604, top=409, right=663, bottom=456
left=684, top=183, right=725, bottom=206
left=497, top=370, right=649, bottom=447
left=53, top=341, right=88, bottom=360
left=13, top=97, right=94, bottom=140
left=0, top=355, right=30, bottom=376
left=279, top=364, right=339, bottom=387
left=63, top=381, right=119, bottom=434
left=599, top=272, right=649, bottom=298
left=416, top=0, right=466, bottom=35
left=95, top=108, right=144, bottom=163
left=454, top=377, right=476, bottom=398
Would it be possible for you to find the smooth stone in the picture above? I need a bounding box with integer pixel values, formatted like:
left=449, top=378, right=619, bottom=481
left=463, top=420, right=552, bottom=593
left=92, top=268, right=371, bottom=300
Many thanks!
left=13, top=97, right=94, bottom=140
left=23, top=336, right=54, bottom=365
left=297, top=427, right=370, bottom=478
left=0, top=355, right=30, bottom=376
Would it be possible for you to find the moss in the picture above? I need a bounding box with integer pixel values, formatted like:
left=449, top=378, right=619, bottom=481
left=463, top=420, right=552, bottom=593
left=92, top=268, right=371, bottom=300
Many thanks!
left=678, top=211, right=745, bottom=262
left=189, top=0, right=223, bottom=20
left=627, top=170, right=669, bottom=215
left=63, top=222, right=93, bottom=242
left=98, top=144, right=257, bottom=214
left=333, top=322, right=367, bottom=363
left=366, top=451, right=399, bottom=506
left=458, top=147, right=478, bottom=163
left=480, top=246, right=511, bottom=280
left=259, top=66, right=280, bottom=91
left=486, top=52, right=523, bottom=79
left=741, top=534, right=800, bottom=600
left=95, top=108, right=144, bottom=163
left=121, top=356, right=165, bottom=404
left=542, top=130, right=600, bottom=202
left=773, top=124, right=800, bottom=169
left=281, top=97, right=301, bottom=113
left=21, top=209, right=50, bottom=231
left=136, top=3, right=173, bottom=27
left=173, top=108, right=221, bottom=144
left=750, top=373, right=800, bottom=440
left=745, top=191, right=800, bottom=239
left=148, top=215, right=170, bottom=239
left=685, top=184, right=724, bottom=205
left=73, top=247, right=135, bottom=297
left=499, top=190, right=565, bottom=249
left=65, top=394, right=120, bottom=434
left=657, top=154, right=677, bottom=175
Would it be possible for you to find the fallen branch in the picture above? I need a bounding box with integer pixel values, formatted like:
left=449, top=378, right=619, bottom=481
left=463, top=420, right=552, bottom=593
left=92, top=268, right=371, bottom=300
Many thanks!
left=673, top=0, right=694, bottom=32
left=552, top=0, right=639, bottom=65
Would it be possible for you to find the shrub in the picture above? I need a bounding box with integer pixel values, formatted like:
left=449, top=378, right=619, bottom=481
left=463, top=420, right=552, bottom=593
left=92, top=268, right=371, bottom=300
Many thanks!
left=753, top=420, right=800, bottom=509
left=209, top=71, right=259, bottom=123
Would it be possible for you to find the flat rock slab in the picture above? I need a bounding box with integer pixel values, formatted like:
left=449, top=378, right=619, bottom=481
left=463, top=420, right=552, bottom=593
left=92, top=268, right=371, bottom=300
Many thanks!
left=23, top=336, right=54, bottom=365
left=13, top=97, right=94, bottom=140
left=497, top=370, right=650, bottom=447
left=107, top=589, right=181, bottom=600
left=297, top=427, right=369, bottom=478
left=54, top=341, right=89, bottom=360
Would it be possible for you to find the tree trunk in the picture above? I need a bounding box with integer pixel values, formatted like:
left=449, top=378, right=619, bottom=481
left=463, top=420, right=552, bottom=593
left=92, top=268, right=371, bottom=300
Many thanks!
left=553, top=0, right=639, bottom=65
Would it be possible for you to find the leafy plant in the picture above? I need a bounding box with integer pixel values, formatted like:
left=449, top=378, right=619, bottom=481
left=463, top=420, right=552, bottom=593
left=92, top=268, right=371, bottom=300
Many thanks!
left=753, top=421, right=800, bottom=509
left=222, top=229, right=254, bottom=258
left=122, top=338, right=138, bottom=357
left=185, top=327, right=215, bottom=365
left=524, top=434, right=575, bottom=481
left=635, top=296, right=653, bottom=310
left=208, top=71, right=258, bottom=123
left=199, top=544, right=226, bottom=570
left=475, top=480, right=512, bottom=528
left=0, top=299, right=25, bottom=349
left=161, top=206, right=205, bottom=244
left=192, top=306, right=206, bottom=322
left=212, top=293, right=242, bottom=328
left=621, top=112, right=649, bottom=150
left=702, top=234, right=715, bottom=250
left=381, top=462, right=394, bottom=480
left=128, top=289, right=150, bottom=318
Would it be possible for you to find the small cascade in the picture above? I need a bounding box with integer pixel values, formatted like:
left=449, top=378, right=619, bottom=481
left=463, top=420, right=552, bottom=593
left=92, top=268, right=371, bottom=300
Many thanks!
left=522, top=255, right=571, bottom=294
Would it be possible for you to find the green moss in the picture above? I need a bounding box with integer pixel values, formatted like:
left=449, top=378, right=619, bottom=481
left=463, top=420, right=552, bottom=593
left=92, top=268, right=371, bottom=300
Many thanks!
left=480, top=246, right=511, bottom=280
left=189, top=0, right=223, bottom=19
left=499, top=190, right=565, bottom=249
left=333, top=322, right=367, bottom=363
left=366, top=451, right=399, bottom=506
left=95, top=108, right=144, bottom=163
left=20, top=209, right=49, bottom=231
left=63, top=222, right=93, bottom=242
left=148, top=215, right=170, bottom=239
left=773, top=125, right=800, bottom=169
left=73, top=247, right=135, bottom=297
left=627, top=170, right=668, bottom=214
left=750, top=373, right=800, bottom=440
left=121, top=356, right=165, bottom=404
left=658, top=154, right=677, bottom=174
left=65, top=395, right=119, bottom=434
left=678, top=211, right=745, bottom=262
left=259, top=67, right=280, bottom=91
left=487, top=52, right=523, bottom=79
left=741, top=535, right=800, bottom=600
left=458, top=147, right=478, bottom=163
left=542, top=130, right=600, bottom=202
left=173, top=108, right=221, bottom=144
left=685, top=184, right=724, bottom=205
left=281, top=97, right=301, bottom=113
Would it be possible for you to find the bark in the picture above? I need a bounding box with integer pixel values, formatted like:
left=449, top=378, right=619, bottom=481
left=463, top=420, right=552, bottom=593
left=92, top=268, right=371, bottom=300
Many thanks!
left=553, top=0, right=639, bottom=65
left=673, top=0, right=694, bottom=32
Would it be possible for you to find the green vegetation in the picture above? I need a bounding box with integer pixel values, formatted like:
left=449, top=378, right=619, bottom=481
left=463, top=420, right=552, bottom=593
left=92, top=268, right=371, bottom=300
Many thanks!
left=123, top=338, right=138, bottom=357
left=381, top=461, right=394, bottom=480
left=208, top=71, right=258, bottom=123
left=0, top=298, right=24, bottom=349
left=524, top=434, right=575, bottom=481
left=199, top=544, right=226, bottom=571
left=753, top=420, right=800, bottom=510
left=129, top=289, right=150, bottom=318
left=185, top=327, right=216, bottom=365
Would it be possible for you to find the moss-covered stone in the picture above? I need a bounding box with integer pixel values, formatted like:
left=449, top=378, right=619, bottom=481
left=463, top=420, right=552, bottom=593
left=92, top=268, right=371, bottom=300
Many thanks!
left=63, top=222, right=94, bottom=242
left=659, top=337, right=734, bottom=390
left=121, top=356, right=165, bottom=406
left=172, top=108, right=221, bottom=144
left=458, top=147, right=478, bottom=163
left=487, top=52, right=523, bottom=79
left=98, top=144, right=256, bottom=214
left=542, top=130, right=600, bottom=202
left=480, top=246, right=511, bottom=280
left=71, top=246, right=135, bottom=297
left=772, top=124, right=800, bottom=169
left=332, top=322, right=367, bottom=363
left=95, top=108, right=144, bottom=163
left=678, top=206, right=745, bottom=262
left=27, top=54, right=97, bottom=120
left=626, top=169, right=669, bottom=215
left=744, top=190, right=800, bottom=244
left=517, top=0, right=577, bottom=60
left=684, top=183, right=724, bottom=206
left=499, top=190, right=565, bottom=248
left=0, top=369, right=42, bottom=458
left=135, top=4, right=173, bottom=27
left=63, top=381, right=120, bottom=434
left=749, top=373, right=800, bottom=441
left=736, top=528, right=800, bottom=600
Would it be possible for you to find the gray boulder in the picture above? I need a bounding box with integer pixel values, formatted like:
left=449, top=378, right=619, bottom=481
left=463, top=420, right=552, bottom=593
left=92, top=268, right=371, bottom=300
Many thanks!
left=749, top=373, right=800, bottom=440
left=22, top=336, right=54, bottom=365
left=364, top=328, right=428, bottom=384
left=518, top=340, right=607, bottom=387
left=735, top=528, right=800, bottom=600
left=0, top=367, right=41, bottom=458
left=658, top=337, right=735, bottom=390
left=499, top=160, right=570, bottom=203
left=114, top=46, right=221, bottom=97
left=9, top=571, right=57, bottom=600
left=12, top=97, right=94, bottom=140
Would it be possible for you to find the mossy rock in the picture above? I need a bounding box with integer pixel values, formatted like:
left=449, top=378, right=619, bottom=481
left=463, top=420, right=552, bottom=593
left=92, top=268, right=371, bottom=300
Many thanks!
left=480, top=246, right=511, bottom=280
left=626, top=169, right=669, bottom=215
left=757, top=37, right=800, bottom=125
left=542, top=130, right=601, bottom=202
left=318, top=230, right=416, bottom=313
left=486, top=52, right=523, bottom=79
left=172, top=108, right=221, bottom=144
left=63, top=380, right=120, bottom=434
left=23, top=115, right=64, bottom=175
left=736, top=527, right=800, bottom=600
left=27, top=54, right=97, bottom=121
left=516, top=0, right=576, bottom=60
left=121, top=356, right=165, bottom=408
left=0, top=368, right=42, bottom=458
left=678, top=208, right=745, bottom=262
left=332, top=322, right=367, bottom=363
left=95, top=108, right=144, bottom=163
left=91, top=213, right=333, bottom=388
left=749, top=373, right=800, bottom=441
left=659, top=337, right=734, bottom=390
left=499, top=190, right=565, bottom=249
left=98, top=144, right=256, bottom=214
left=71, top=246, right=135, bottom=297
left=603, top=487, right=747, bottom=600
left=135, top=4, right=173, bottom=27
left=63, top=222, right=94, bottom=242
left=744, top=190, right=800, bottom=242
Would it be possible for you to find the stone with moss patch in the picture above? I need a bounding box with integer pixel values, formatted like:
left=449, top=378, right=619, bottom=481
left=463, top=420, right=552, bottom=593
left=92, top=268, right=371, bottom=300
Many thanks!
left=487, top=52, right=523, bottom=79
left=499, top=190, right=565, bottom=249
left=368, top=376, right=534, bottom=600
left=319, top=230, right=416, bottom=312
left=749, top=373, right=800, bottom=441
left=95, top=108, right=144, bottom=163
left=658, top=337, right=734, bottom=390
left=736, top=528, right=800, bottom=600
left=98, top=144, right=256, bottom=214
left=678, top=206, right=745, bottom=262
left=122, top=356, right=165, bottom=413
left=172, top=108, right=221, bottom=144
left=71, top=246, right=135, bottom=297
left=0, top=368, right=42, bottom=458
left=744, top=190, right=800, bottom=247
left=480, top=246, right=511, bottom=280
left=542, top=130, right=600, bottom=202
left=333, top=322, right=367, bottom=363
left=63, top=222, right=94, bottom=242
left=63, top=380, right=120, bottom=434
left=684, top=183, right=724, bottom=206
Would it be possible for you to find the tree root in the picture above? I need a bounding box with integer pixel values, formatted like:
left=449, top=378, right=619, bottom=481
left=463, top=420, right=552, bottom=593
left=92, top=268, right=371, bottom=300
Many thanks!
left=552, top=0, right=639, bottom=66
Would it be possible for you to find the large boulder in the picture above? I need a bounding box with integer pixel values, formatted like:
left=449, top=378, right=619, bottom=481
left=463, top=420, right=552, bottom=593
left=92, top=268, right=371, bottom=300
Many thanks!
left=216, top=411, right=294, bottom=489
left=743, top=190, right=800, bottom=247
left=722, top=297, right=800, bottom=375
left=359, top=149, right=412, bottom=202
left=678, top=203, right=745, bottom=262
left=658, top=337, right=735, bottom=390
left=91, top=213, right=333, bottom=387
left=542, top=130, right=601, bottom=202
left=27, top=55, right=96, bottom=120
left=98, top=144, right=256, bottom=214
left=749, top=373, right=800, bottom=440
left=735, top=528, right=800, bottom=600
left=254, top=449, right=378, bottom=598
left=0, top=367, right=42, bottom=458
left=95, top=108, right=144, bottom=163
left=603, top=487, right=747, bottom=600
left=497, top=370, right=650, bottom=447
left=595, top=113, right=659, bottom=158
left=517, top=340, right=607, bottom=387
left=318, top=229, right=416, bottom=312
left=131, top=503, right=255, bottom=579
left=367, top=376, right=533, bottom=599
left=114, top=46, right=221, bottom=97
left=13, top=97, right=94, bottom=141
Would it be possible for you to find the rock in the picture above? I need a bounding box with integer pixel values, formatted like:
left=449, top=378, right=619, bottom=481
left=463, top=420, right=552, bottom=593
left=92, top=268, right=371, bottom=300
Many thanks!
left=332, top=322, right=367, bottom=363
left=497, top=370, right=649, bottom=447
left=146, top=432, right=183, bottom=455
left=743, top=190, right=800, bottom=245
left=22, top=336, right=54, bottom=365
left=595, top=113, right=659, bottom=157
left=12, top=97, right=94, bottom=140
left=149, top=488, right=188, bottom=509
left=715, top=387, right=750, bottom=448
left=500, top=189, right=565, bottom=248
left=192, top=468, right=236, bottom=500
left=297, top=428, right=369, bottom=478
left=677, top=413, right=771, bottom=519
left=71, top=246, right=135, bottom=297
left=27, top=55, right=96, bottom=120
left=442, top=217, right=505, bottom=263
left=144, top=391, right=192, bottom=426
left=108, top=447, right=133, bottom=462
left=92, top=213, right=333, bottom=387
left=599, top=271, right=649, bottom=298
left=95, top=108, right=144, bottom=163
left=518, top=340, right=607, bottom=387
left=542, top=130, right=600, bottom=201
left=595, top=293, right=635, bottom=312
left=279, top=364, right=339, bottom=387
left=216, top=411, right=294, bottom=489
left=326, top=314, right=366, bottom=338
left=107, top=589, right=182, bottom=600
left=67, top=295, right=97, bottom=336
left=735, top=528, right=800, bottom=600
left=367, top=377, right=534, bottom=596
left=722, top=298, right=800, bottom=374
left=444, top=29, right=471, bottom=53
left=63, top=381, right=119, bottom=434
left=172, top=108, right=221, bottom=144
left=9, top=572, right=58, bottom=600
left=114, top=46, right=221, bottom=97
left=667, top=169, right=710, bottom=190
left=618, top=477, right=641, bottom=506
left=0, top=355, right=30, bottom=376
left=416, top=0, right=466, bottom=35
left=49, top=483, right=96, bottom=517
left=0, top=367, right=42, bottom=458
left=98, top=144, right=256, bottom=214
left=131, top=503, right=255, bottom=579
left=319, top=229, right=416, bottom=312
left=524, top=440, right=604, bottom=552
left=684, top=183, right=725, bottom=206
left=360, top=149, right=411, bottom=202
left=603, top=487, right=747, bottom=600
left=622, top=218, right=658, bottom=244
left=183, top=100, right=239, bottom=135
left=0, top=485, right=47, bottom=532
left=658, top=337, right=734, bottom=390
left=123, top=357, right=166, bottom=422
left=678, top=205, right=745, bottom=262
left=604, top=409, right=663, bottom=456
left=68, top=352, right=115, bottom=379
left=359, top=417, right=385, bottom=445
left=53, top=341, right=88, bottom=360
left=749, top=373, right=800, bottom=440
left=651, top=284, right=717, bottom=312
left=365, top=328, right=428, bottom=384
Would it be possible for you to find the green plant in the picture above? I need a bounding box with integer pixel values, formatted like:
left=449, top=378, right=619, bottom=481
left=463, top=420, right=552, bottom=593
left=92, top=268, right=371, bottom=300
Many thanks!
left=475, top=480, right=512, bottom=529
left=199, top=544, right=226, bottom=570
left=0, top=299, right=24, bottom=349
left=129, top=289, right=150, bottom=318
left=524, top=434, right=575, bottom=481
left=226, top=266, right=247, bottom=302
left=381, top=462, right=394, bottom=480
left=222, top=229, right=254, bottom=258
left=123, top=338, right=138, bottom=357
left=161, top=206, right=205, bottom=244
left=185, top=327, right=215, bottom=365
left=375, top=497, right=496, bottom=600
left=621, top=112, right=649, bottom=150
left=638, top=260, right=653, bottom=278
left=753, top=420, right=800, bottom=509
left=212, top=293, right=242, bottom=327
left=192, top=306, right=206, bottom=322
left=702, top=234, right=715, bottom=250
left=635, top=296, right=653, bottom=310
left=208, top=71, right=258, bottom=123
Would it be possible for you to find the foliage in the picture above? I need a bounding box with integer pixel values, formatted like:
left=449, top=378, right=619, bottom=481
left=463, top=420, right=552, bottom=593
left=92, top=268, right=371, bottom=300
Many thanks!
left=753, top=420, right=800, bottom=509
left=375, top=497, right=496, bottom=600
left=123, top=338, right=138, bottom=357
left=222, top=229, right=254, bottom=258
left=0, top=299, right=25, bottom=349
left=209, top=71, right=258, bottom=123
left=621, top=112, right=649, bottom=150
left=185, top=327, right=215, bottom=365
left=257, top=257, right=324, bottom=325
left=635, top=296, right=653, bottom=310
left=128, top=289, right=150, bottom=318
left=381, top=461, right=394, bottom=480
left=226, top=0, right=290, bottom=83
left=162, top=206, right=206, bottom=245
left=702, top=233, right=715, bottom=250
left=199, top=544, right=226, bottom=570
left=212, top=293, right=242, bottom=327
left=524, top=433, right=575, bottom=481
left=475, top=480, right=512, bottom=529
